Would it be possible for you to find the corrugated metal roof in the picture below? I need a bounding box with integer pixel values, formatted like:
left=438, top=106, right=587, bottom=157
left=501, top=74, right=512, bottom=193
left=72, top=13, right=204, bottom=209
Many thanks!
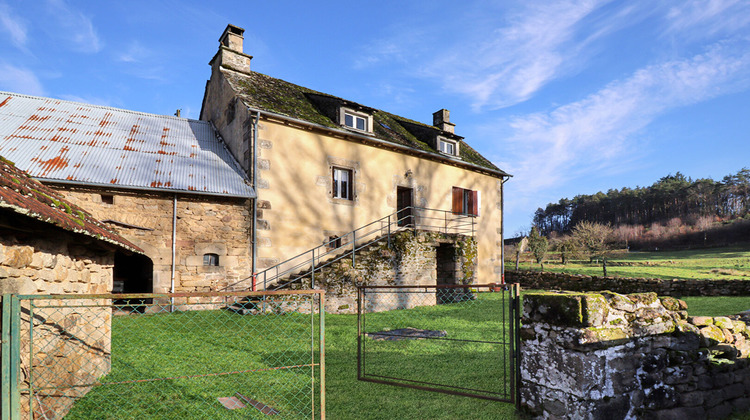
left=0, top=92, right=254, bottom=198
left=0, top=156, right=143, bottom=253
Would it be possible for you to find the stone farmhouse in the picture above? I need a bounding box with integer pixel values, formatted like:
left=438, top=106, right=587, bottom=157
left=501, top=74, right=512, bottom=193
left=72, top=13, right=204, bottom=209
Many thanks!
left=0, top=24, right=510, bottom=300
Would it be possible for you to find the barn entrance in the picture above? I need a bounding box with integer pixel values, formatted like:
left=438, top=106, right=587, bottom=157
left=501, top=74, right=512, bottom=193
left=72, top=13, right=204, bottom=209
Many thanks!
left=113, top=251, right=153, bottom=311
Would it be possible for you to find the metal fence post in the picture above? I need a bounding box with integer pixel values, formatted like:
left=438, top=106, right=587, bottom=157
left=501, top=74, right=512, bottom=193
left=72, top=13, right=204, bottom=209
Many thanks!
left=311, top=249, right=316, bottom=289
left=319, top=291, right=326, bottom=420
left=352, top=231, right=356, bottom=268
left=1, top=294, right=20, bottom=420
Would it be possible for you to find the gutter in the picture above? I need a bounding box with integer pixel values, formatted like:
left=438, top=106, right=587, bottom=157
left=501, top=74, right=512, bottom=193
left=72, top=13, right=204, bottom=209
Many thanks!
left=241, top=104, right=512, bottom=180
left=500, top=176, right=511, bottom=283
left=171, top=194, right=177, bottom=312
left=38, top=178, right=255, bottom=199
left=251, top=110, right=260, bottom=288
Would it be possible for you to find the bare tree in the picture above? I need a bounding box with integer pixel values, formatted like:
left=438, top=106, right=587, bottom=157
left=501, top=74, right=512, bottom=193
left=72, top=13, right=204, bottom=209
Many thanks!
left=572, top=221, right=613, bottom=275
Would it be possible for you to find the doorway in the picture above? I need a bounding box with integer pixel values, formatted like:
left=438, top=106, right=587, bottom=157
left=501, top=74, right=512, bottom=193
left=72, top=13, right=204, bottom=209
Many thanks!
left=396, top=187, right=414, bottom=227
left=113, top=251, right=154, bottom=312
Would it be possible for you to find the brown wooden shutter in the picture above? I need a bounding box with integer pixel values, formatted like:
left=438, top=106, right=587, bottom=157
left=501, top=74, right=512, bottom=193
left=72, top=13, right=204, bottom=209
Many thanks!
left=470, top=190, right=479, bottom=216
left=452, top=187, right=463, bottom=214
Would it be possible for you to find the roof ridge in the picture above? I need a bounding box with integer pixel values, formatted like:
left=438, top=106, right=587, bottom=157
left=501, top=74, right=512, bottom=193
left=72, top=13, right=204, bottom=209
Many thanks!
left=0, top=91, right=210, bottom=125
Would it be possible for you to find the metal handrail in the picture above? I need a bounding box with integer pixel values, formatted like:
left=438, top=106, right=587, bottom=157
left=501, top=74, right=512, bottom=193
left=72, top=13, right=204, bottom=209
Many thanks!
left=222, top=206, right=477, bottom=292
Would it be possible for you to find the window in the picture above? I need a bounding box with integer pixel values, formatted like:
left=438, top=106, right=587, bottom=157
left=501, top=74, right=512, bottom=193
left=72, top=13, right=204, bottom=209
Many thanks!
left=344, top=113, right=367, bottom=131
left=101, top=194, right=114, bottom=205
left=203, top=253, right=220, bottom=266
left=339, top=107, right=372, bottom=133
left=438, top=138, right=458, bottom=156
left=327, top=235, right=342, bottom=250
left=452, top=187, right=480, bottom=216
left=332, top=167, right=353, bottom=200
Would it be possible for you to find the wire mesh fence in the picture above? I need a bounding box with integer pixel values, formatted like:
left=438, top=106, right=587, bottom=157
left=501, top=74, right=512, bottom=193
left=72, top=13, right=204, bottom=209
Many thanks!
left=357, top=284, right=519, bottom=403
left=1, top=291, right=324, bottom=419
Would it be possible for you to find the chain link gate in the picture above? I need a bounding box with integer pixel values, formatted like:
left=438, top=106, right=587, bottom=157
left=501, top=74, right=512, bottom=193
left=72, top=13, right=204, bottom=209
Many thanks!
left=357, top=284, right=520, bottom=403
left=1, top=291, right=325, bottom=419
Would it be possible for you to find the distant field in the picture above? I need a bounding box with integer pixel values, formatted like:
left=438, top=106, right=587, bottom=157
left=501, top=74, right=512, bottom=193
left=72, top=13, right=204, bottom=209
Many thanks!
left=513, top=246, right=750, bottom=280
left=511, top=246, right=750, bottom=316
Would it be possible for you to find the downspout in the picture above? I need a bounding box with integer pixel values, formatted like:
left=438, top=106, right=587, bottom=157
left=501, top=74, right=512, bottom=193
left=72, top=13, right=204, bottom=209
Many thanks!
left=170, top=194, right=177, bottom=311
left=500, top=176, right=510, bottom=283
left=251, top=110, right=260, bottom=290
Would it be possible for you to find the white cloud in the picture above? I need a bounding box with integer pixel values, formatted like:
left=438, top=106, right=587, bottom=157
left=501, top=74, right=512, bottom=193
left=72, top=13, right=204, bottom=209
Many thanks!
left=0, top=2, right=27, bottom=49
left=0, top=63, right=45, bottom=96
left=666, top=0, right=750, bottom=37
left=118, top=41, right=150, bottom=63
left=46, top=0, right=102, bottom=53
left=58, top=94, right=112, bottom=107
left=497, top=39, right=750, bottom=194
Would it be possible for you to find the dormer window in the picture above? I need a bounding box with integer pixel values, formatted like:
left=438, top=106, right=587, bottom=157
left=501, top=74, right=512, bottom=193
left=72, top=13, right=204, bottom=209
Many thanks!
left=339, top=107, right=372, bottom=133
left=438, top=137, right=459, bottom=156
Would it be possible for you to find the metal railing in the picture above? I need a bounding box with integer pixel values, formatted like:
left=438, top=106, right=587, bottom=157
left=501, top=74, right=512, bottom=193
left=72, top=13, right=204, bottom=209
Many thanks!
left=223, top=207, right=476, bottom=292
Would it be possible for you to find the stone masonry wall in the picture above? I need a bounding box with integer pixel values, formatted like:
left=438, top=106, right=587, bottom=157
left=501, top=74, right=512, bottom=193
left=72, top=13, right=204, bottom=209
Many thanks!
left=507, top=269, right=750, bottom=296
left=521, top=291, right=750, bottom=419
left=288, top=231, right=477, bottom=314
left=0, top=229, right=114, bottom=419
left=53, top=186, right=252, bottom=295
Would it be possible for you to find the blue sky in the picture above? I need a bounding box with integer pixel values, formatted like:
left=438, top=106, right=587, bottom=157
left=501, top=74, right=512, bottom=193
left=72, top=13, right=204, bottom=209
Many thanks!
left=1, top=0, right=749, bottom=235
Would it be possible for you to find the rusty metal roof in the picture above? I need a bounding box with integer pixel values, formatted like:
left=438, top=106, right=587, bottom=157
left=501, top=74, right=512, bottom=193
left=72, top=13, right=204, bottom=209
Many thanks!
left=0, top=92, right=254, bottom=198
left=0, top=156, right=143, bottom=253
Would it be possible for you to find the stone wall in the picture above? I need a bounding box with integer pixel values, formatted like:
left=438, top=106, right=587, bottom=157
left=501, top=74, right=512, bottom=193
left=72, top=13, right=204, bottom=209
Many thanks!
left=507, top=269, right=750, bottom=296
left=521, top=291, right=750, bottom=419
left=288, top=230, right=477, bottom=313
left=53, top=186, right=252, bottom=294
left=0, top=227, right=115, bottom=419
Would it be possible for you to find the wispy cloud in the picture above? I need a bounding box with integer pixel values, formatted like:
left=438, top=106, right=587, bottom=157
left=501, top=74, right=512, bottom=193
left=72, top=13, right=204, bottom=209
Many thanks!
left=497, top=39, right=750, bottom=195
left=0, top=63, right=45, bottom=96
left=357, top=0, right=640, bottom=110
left=58, top=94, right=112, bottom=107
left=666, top=0, right=750, bottom=37
left=45, top=0, right=102, bottom=53
left=118, top=41, right=150, bottom=63
left=0, top=2, right=27, bottom=49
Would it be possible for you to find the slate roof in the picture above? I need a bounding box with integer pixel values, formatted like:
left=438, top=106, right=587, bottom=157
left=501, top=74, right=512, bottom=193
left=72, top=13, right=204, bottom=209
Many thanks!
left=0, top=92, right=255, bottom=198
left=221, top=70, right=508, bottom=177
left=0, top=156, right=143, bottom=253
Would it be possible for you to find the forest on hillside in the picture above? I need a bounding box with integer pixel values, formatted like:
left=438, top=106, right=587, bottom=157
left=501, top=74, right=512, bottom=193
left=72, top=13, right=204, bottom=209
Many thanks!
left=530, top=168, right=750, bottom=250
left=533, top=168, right=750, bottom=235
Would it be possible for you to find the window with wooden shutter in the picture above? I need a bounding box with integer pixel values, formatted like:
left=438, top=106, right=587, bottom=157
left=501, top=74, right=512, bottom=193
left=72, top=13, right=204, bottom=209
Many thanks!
left=452, top=187, right=480, bottom=216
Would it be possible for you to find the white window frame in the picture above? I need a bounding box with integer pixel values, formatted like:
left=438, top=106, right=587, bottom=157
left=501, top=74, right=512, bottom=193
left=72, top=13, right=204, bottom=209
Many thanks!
left=339, top=107, right=372, bottom=133
left=438, top=137, right=459, bottom=156
left=332, top=167, right=353, bottom=200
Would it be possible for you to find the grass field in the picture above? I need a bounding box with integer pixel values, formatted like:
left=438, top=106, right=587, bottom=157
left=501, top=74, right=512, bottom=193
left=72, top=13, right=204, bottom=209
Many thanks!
left=63, top=295, right=519, bottom=419
left=514, top=246, right=750, bottom=280
left=512, top=246, right=750, bottom=316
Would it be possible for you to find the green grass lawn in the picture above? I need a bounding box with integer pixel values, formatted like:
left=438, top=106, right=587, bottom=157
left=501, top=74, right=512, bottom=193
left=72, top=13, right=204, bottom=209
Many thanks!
left=64, top=295, right=519, bottom=419
left=515, top=246, right=750, bottom=280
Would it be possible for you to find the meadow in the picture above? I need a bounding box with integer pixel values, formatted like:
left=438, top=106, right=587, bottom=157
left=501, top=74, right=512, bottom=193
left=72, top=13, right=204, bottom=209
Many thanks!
left=513, top=246, right=750, bottom=316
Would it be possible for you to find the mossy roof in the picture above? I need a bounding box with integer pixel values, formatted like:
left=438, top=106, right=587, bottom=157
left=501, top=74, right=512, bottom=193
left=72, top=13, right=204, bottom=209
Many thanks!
left=223, top=70, right=506, bottom=176
left=0, top=156, right=143, bottom=253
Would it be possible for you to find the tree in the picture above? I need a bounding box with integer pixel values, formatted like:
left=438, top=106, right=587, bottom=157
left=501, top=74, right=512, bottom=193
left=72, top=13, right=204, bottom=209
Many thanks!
left=556, top=236, right=582, bottom=265
left=572, top=221, right=613, bottom=274
left=513, top=236, right=528, bottom=270
left=527, top=227, right=548, bottom=270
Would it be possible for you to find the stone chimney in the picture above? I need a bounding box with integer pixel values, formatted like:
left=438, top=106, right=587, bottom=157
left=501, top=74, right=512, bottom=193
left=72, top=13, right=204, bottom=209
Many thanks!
left=219, top=24, right=245, bottom=53
left=433, top=109, right=455, bottom=134
left=212, top=24, right=252, bottom=74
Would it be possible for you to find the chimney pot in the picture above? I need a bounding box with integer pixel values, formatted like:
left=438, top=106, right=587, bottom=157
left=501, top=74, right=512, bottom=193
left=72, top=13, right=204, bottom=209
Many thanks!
left=433, top=109, right=455, bottom=134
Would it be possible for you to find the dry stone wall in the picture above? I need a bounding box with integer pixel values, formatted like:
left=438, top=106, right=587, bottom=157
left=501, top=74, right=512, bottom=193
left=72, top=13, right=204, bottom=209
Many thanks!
left=521, top=291, right=750, bottom=419
left=507, top=269, right=750, bottom=296
left=0, top=230, right=114, bottom=419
